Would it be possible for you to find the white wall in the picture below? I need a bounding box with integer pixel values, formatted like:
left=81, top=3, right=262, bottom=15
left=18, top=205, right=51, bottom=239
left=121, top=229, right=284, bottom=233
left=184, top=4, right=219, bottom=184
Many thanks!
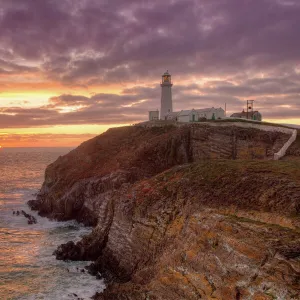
left=274, top=130, right=297, bottom=160
left=197, top=112, right=207, bottom=119
left=197, top=108, right=225, bottom=120
left=160, top=84, right=173, bottom=120
left=149, top=111, right=159, bottom=121
left=178, top=115, right=190, bottom=122
left=176, top=108, right=225, bottom=122
left=189, top=112, right=197, bottom=122
left=215, top=109, right=225, bottom=119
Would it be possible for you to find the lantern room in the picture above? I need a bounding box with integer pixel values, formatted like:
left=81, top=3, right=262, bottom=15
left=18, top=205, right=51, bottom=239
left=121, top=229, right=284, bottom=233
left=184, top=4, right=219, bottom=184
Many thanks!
left=162, top=70, right=172, bottom=84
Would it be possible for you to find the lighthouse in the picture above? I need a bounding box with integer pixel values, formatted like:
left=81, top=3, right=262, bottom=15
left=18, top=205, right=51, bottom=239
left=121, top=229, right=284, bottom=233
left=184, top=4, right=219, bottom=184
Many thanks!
left=160, top=70, right=173, bottom=120
left=148, top=71, right=226, bottom=123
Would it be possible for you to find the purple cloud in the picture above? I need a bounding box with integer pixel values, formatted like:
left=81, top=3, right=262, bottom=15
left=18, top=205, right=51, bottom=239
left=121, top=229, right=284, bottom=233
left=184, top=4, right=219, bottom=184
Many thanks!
left=0, top=0, right=299, bottom=124
left=0, top=81, right=298, bottom=128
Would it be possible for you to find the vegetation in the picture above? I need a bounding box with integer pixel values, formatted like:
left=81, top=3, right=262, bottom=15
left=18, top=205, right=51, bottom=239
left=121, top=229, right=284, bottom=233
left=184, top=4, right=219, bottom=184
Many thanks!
left=198, top=117, right=299, bottom=129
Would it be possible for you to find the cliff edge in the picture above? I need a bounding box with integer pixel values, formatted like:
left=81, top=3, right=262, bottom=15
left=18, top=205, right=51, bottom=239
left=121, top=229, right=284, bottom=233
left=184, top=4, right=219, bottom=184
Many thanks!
left=29, top=123, right=300, bottom=299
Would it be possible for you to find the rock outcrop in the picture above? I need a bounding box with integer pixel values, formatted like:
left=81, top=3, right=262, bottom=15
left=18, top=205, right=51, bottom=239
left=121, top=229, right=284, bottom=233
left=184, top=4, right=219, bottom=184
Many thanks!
left=29, top=124, right=292, bottom=223
left=29, top=123, right=300, bottom=299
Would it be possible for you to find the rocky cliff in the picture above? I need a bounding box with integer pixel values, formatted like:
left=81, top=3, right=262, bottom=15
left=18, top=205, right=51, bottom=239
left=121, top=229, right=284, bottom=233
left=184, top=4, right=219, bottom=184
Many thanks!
left=29, top=123, right=300, bottom=299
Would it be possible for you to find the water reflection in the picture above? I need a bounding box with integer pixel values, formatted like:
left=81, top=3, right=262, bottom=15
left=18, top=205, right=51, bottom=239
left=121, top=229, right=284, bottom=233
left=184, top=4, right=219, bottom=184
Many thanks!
left=0, top=148, right=104, bottom=299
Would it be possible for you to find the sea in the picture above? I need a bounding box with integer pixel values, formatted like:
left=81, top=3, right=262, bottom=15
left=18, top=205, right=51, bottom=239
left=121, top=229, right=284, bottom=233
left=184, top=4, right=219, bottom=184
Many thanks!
left=0, top=147, right=105, bottom=300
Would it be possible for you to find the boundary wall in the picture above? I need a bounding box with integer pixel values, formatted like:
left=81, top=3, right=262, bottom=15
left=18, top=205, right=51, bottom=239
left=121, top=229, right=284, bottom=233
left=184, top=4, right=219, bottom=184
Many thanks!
left=274, top=130, right=297, bottom=160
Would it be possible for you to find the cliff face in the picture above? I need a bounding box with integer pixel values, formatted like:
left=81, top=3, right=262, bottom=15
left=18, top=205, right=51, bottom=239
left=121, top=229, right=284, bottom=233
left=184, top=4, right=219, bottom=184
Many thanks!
left=29, top=123, right=300, bottom=299
left=287, top=130, right=300, bottom=157
left=89, top=160, right=300, bottom=299
left=31, top=124, right=290, bottom=224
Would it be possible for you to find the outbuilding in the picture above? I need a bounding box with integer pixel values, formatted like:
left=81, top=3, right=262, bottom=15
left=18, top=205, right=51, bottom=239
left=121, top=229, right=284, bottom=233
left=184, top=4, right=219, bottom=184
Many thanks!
left=149, top=110, right=159, bottom=121
left=230, top=110, right=262, bottom=121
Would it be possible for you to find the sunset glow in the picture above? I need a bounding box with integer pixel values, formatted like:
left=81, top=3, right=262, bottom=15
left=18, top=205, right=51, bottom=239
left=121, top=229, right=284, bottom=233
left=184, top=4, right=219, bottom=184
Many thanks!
left=0, top=0, right=299, bottom=147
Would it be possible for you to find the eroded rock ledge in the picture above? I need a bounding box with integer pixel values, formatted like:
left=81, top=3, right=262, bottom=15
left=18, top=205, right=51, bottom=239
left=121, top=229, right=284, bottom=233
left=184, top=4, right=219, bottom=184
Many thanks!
left=28, top=124, right=300, bottom=299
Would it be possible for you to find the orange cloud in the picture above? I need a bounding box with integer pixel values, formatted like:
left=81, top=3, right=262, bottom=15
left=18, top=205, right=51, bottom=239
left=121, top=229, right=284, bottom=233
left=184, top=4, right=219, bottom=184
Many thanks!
left=0, top=133, right=96, bottom=148
left=0, top=124, right=129, bottom=147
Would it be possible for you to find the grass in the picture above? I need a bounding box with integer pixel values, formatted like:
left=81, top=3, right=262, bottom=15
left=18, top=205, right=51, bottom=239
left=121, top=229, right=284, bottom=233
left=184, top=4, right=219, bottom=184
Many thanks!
left=226, top=214, right=300, bottom=233
left=157, top=159, right=300, bottom=187
left=194, top=159, right=300, bottom=181
left=264, top=291, right=277, bottom=300
left=226, top=215, right=267, bottom=226
left=140, top=118, right=299, bottom=130
left=199, top=118, right=299, bottom=129
left=145, top=158, right=300, bottom=220
left=160, top=158, right=300, bottom=186
left=292, top=130, right=300, bottom=147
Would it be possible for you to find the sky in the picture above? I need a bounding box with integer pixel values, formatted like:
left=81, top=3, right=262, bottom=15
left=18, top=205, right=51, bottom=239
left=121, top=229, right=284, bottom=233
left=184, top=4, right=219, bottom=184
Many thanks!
left=0, top=0, right=300, bottom=147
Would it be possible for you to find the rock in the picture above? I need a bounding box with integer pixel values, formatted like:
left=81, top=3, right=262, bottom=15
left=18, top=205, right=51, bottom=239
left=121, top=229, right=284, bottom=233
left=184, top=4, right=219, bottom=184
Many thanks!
left=21, top=210, right=37, bottom=224
left=276, top=244, right=300, bottom=259
left=27, top=199, right=41, bottom=211
left=28, top=124, right=295, bottom=225
left=30, top=124, right=300, bottom=299
left=85, top=262, right=98, bottom=276
left=53, top=241, right=83, bottom=261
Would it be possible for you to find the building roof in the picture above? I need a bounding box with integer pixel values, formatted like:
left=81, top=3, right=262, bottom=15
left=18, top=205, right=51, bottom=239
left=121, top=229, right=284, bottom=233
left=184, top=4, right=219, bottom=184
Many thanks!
left=166, top=111, right=180, bottom=117
left=178, top=110, right=195, bottom=116
left=231, top=110, right=261, bottom=118
left=174, top=108, right=224, bottom=116
left=195, top=107, right=224, bottom=113
left=195, top=108, right=211, bottom=113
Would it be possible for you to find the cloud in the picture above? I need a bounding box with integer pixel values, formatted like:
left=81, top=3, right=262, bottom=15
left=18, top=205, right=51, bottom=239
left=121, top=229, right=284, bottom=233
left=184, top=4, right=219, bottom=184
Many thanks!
left=49, top=94, right=90, bottom=106
left=0, top=132, right=95, bottom=147
left=1, top=0, right=299, bottom=83
left=200, top=75, right=300, bottom=97
left=0, top=0, right=299, bottom=125
left=0, top=79, right=299, bottom=128
left=0, top=58, right=38, bottom=75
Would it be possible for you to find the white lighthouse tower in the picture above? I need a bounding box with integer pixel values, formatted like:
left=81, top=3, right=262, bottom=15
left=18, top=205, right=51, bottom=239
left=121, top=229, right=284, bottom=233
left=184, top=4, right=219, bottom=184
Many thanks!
left=160, top=70, right=173, bottom=120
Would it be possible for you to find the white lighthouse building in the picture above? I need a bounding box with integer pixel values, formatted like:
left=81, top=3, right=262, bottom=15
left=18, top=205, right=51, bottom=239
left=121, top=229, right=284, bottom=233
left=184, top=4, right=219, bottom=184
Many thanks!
left=148, top=71, right=225, bottom=122
left=160, top=70, right=173, bottom=119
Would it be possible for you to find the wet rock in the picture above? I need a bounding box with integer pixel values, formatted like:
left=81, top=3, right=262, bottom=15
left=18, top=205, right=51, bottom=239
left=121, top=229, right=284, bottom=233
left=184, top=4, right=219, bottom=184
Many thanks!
left=53, top=241, right=83, bottom=261
left=27, top=199, right=41, bottom=211
left=85, top=262, right=98, bottom=276
left=21, top=210, right=37, bottom=224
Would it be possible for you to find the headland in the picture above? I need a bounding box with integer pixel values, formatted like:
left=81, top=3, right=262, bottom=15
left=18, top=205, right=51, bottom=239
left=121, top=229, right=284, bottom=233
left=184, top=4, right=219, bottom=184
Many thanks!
left=28, top=121, right=300, bottom=299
